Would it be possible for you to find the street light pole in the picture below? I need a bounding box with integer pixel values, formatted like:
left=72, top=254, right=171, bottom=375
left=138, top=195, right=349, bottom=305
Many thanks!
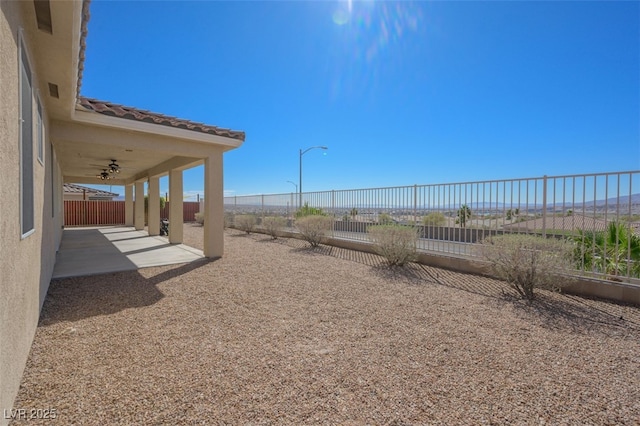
left=286, top=180, right=298, bottom=193
left=299, top=146, right=328, bottom=211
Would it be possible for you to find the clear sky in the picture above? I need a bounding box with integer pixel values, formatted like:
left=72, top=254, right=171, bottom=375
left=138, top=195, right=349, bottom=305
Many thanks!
left=81, top=0, right=639, bottom=199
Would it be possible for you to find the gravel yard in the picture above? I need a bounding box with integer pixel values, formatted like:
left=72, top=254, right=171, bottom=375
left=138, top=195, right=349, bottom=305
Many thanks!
left=12, top=224, right=640, bottom=425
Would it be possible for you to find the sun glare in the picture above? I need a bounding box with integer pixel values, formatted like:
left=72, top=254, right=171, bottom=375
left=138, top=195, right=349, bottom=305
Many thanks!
left=328, top=1, right=423, bottom=100
left=332, top=1, right=422, bottom=59
left=332, top=0, right=354, bottom=25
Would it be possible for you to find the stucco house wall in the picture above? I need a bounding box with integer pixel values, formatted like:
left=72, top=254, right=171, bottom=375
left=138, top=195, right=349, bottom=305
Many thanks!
left=0, top=2, right=64, bottom=422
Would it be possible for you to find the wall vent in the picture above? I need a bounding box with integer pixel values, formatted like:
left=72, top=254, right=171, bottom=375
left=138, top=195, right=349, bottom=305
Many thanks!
left=48, top=83, right=59, bottom=98
left=34, top=0, right=53, bottom=34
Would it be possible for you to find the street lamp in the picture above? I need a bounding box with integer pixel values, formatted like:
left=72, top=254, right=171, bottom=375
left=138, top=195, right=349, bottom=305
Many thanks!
left=299, top=146, right=328, bottom=209
left=286, top=180, right=298, bottom=193
left=286, top=181, right=298, bottom=218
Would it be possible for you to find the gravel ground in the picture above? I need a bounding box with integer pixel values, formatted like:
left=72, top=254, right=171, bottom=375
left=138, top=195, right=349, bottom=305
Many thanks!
left=12, top=224, right=640, bottom=425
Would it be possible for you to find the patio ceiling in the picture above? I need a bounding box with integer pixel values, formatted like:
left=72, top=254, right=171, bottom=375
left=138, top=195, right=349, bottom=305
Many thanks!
left=51, top=112, right=241, bottom=185
left=53, top=135, right=185, bottom=185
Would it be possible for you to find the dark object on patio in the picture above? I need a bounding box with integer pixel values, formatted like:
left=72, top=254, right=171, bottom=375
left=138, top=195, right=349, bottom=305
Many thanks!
left=160, top=218, right=169, bottom=236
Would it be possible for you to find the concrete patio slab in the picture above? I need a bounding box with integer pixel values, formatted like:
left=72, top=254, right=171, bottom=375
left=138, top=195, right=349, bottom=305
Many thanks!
left=52, top=226, right=205, bottom=279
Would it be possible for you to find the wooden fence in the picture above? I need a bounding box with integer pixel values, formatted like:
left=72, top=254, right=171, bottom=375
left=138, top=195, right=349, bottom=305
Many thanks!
left=64, top=200, right=201, bottom=227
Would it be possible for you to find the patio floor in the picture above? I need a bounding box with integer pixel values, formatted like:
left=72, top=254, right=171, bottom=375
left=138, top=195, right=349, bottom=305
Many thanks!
left=52, top=226, right=204, bottom=279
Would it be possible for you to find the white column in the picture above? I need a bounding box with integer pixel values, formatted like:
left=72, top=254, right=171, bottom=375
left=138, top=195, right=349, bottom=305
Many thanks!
left=148, top=176, right=160, bottom=236
left=204, top=151, right=224, bottom=258
left=134, top=180, right=145, bottom=231
left=125, top=184, right=134, bottom=226
left=169, top=169, right=183, bottom=244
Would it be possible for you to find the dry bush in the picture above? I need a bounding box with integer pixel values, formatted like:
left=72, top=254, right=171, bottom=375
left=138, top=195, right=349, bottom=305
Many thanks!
left=262, top=216, right=287, bottom=239
left=195, top=212, right=235, bottom=228
left=368, top=225, right=418, bottom=267
left=194, top=212, right=204, bottom=225
left=295, top=215, right=333, bottom=247
left=235, top=214, right=257, bottom=234
left=479, top=233, right=574, bottom=301
left=423, top=212, right=446, bottom=226
left=224, top=213, right=234, bottom=229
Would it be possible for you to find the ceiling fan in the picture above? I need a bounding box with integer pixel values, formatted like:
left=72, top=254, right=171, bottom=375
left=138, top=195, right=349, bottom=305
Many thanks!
left=95, top=169, right=113, bottom=180
left=90, top=159, right=122, bottom=174
left=107, top=159, right=120, bottom=174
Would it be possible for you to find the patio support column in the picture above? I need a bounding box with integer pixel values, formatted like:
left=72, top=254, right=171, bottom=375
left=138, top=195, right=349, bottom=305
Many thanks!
left=125, top=184, right=134, bottom=226
left=169, top=169, right=183, bottom=244
left=134, top=180, right=145, bottom=231
left=148, top=176, right=160, bottom=236
left=204, top=150, right=223, bottom=258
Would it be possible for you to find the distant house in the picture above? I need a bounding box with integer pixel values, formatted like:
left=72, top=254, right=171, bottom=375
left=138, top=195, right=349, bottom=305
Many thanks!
left=0, top=1, right=245, bottom=421
left=63, top=183, right=118, bottom=201
left=502, top=213, right=610, bottom=234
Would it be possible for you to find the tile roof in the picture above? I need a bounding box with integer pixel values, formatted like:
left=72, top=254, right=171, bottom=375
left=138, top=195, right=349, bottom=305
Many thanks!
left=64, top=183, right=118, bottom=197
left=76, top=0, right=90, bottom=100
left=502, top=213, right=610, bottom=233
left=77, top=97, right=246, bottom=141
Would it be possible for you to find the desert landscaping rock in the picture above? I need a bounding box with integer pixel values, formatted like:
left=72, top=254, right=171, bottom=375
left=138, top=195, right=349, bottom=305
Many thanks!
left=12, top=224, right=640, bottom=424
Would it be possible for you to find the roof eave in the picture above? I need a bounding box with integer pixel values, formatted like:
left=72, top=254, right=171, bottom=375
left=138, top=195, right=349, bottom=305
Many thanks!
left=71, top=108, right=244, bottom=151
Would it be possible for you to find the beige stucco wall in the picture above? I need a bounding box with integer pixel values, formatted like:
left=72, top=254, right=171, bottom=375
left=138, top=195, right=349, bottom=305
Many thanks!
left=0, top=2, right=63, bottom=423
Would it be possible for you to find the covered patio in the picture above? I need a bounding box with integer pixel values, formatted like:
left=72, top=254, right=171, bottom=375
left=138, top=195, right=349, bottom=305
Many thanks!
left=52, top=226, right=205, bottom=279
left=54, top=97, right=245, bottom=259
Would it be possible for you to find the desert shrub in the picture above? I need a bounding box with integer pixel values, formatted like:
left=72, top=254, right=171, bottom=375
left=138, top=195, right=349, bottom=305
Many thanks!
left=423, top=212, right=446, bottom=226
left=194, top=212, right=204, bottom=225
left=262, top=216, right=287, bottom=239
left=368, top=225, right=418, bottom=267
left=224, top=213, right=234, bottom=229
left=235, top=214, right=257, bottom=234
left=296, top=202, right=325, bottom=218
left=295, top=215, right=333, bottom=247
left=378, top=213, right=394, bottom=225
left=479, top=234, right=574, bottom=301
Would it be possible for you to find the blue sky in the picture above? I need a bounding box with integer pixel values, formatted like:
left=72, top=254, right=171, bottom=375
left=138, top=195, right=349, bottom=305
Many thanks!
left=81, top=0, right=639, bottom=199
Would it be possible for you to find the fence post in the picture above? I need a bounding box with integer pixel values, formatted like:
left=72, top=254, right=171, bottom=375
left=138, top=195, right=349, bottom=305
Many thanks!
left=413, top=184, right=418, bottom=225
left=261, top=194, right=265, bottom=223
left=331, top=190, right=336, bottom=237
left=331, top=190, right=335, bottom=215
left=542, top=175, right=547, bottom=238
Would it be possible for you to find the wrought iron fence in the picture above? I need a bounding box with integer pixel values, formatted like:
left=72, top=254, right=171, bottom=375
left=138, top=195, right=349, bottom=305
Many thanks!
left=224, top=171, right=640, bottom=283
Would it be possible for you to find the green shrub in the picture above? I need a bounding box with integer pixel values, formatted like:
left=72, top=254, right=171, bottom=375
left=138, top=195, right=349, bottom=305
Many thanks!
left=423, top=212, right=446, bottom=226
left=457, top=204, right=471, bottom=228
left=235, top=214, right=257, bottom=234
left=295, top=215, right=333, bottom=247
left=295, top=202, right=325, bottom=218
left=368, top=225, right=418, bottom=267
left=479, top=234, right=574, bottom=301
left=574, top=221, right=640, bottom=279
left=378, top=213, right=394, bottom=225
left=262, top=216, right=287, bottom=239
left=144, top=195, right=167, bottom=212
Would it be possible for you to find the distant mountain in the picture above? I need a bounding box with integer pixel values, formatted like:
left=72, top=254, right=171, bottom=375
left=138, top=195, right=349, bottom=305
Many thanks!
left=423, top=193, right=640, bottom=212
left=581, top=193, right=640, bottom=207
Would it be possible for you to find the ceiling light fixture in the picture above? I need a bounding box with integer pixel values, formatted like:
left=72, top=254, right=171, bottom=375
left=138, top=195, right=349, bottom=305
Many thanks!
left=97, top=169, right=111, bottom=180
left=108, top=159, right=120, bottom=174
